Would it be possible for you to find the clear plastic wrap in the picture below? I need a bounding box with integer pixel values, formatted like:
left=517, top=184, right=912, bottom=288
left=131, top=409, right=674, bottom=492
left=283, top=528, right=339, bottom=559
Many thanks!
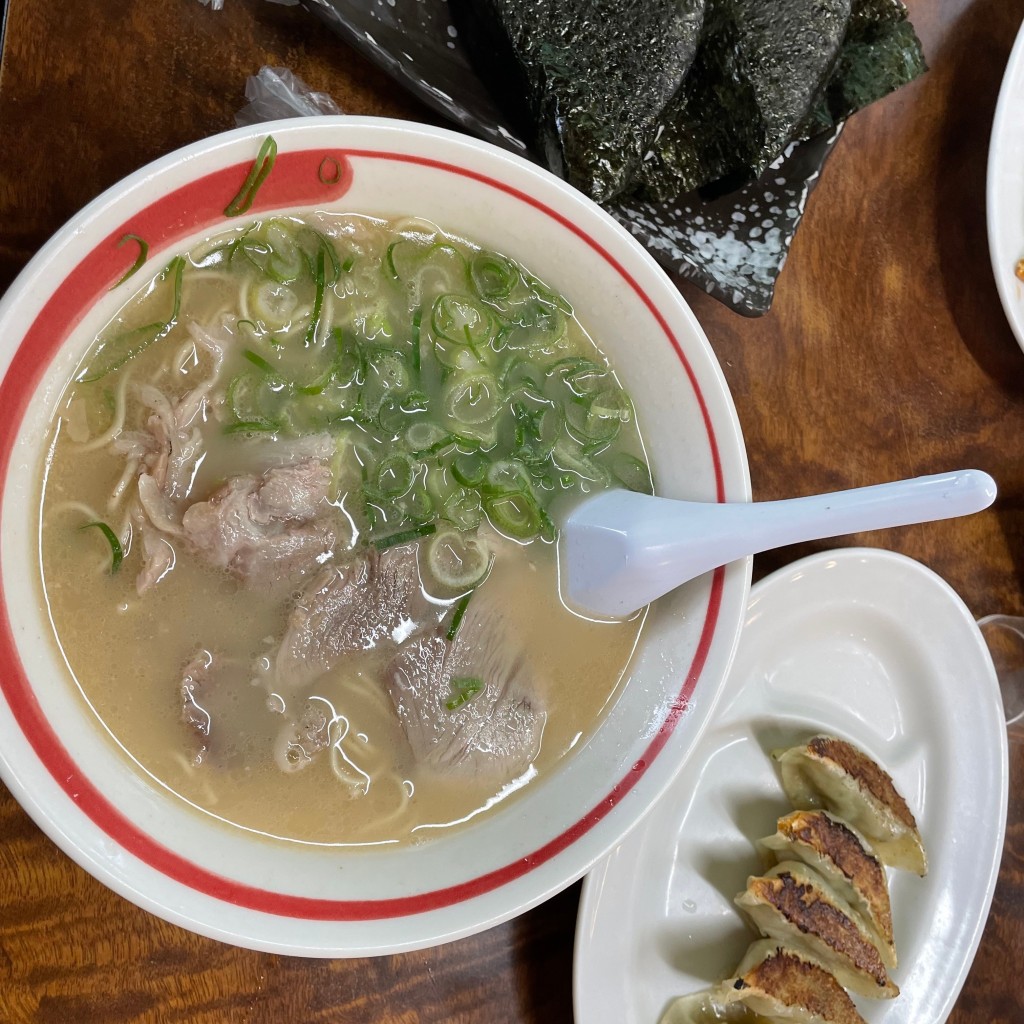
left=234, top=66, right=342, bottom=127
left=198, top=0, right=299, bottom=10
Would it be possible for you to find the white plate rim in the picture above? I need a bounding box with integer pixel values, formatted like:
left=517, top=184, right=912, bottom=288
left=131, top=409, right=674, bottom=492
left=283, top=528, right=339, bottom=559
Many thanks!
left=987, top=14, right=1024, bottom=353
left=573, top=545, right=1010, bottom=1024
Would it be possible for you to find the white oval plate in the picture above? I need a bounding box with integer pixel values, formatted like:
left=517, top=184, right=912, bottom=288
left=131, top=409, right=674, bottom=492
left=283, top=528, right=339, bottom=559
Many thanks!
left=574, top=547, right=1009, bottom=1024
left=988, top=15, right=1024, bottom=351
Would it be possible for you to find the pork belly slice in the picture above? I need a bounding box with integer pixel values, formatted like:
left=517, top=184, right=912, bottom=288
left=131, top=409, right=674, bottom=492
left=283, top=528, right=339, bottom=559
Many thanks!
left=182, top=459, right=337, bottom=585
left=384, top=592, right=544, bottom=778
left=273, top=543, right=440, bottom=688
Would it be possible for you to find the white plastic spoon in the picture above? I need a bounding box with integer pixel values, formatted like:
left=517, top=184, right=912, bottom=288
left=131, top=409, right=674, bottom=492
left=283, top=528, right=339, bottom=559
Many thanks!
left=561, top=469, right=997, bottom=618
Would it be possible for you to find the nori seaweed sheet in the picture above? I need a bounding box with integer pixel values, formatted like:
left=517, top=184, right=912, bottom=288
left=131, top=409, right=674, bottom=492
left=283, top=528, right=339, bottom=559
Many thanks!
left=454, top=0, right=926, bottom=206
left=797, top=0, right=927, bottom=139
left=451, top=0, right=706, bottom=203
left=636, top=0, right=852, bottom=202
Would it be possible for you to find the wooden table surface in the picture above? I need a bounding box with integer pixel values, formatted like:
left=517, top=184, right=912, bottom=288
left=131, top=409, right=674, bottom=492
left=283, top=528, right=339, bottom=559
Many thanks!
left=1, top=0, right=1022, bottom=1021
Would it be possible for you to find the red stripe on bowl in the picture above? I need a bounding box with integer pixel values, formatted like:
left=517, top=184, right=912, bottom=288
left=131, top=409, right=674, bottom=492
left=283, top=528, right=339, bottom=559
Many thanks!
left=0, top=144, right=726, bottom=921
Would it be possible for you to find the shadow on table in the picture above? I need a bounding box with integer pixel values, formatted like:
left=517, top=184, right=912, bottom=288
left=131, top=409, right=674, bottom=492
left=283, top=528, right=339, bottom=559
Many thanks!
left=512, top=881, right=579, bottom=1022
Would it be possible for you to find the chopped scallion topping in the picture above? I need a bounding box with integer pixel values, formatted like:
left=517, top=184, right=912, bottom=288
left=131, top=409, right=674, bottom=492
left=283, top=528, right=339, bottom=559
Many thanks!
left=303, top=246, right=326, bottom=348
left=79, top=521, right=123, bottom=574
left=373, top=522, right=436, bottom=551
left=445, top=591, right=473, bottom=642
left=80, top=256, right=185, bottom=381
left=112, top=234, right=150, bottom=288
left=318, top=155, right=343, bottom=185
left=224, top=135, right=278, bottom=217
left=446, top=676, right=483, bottom=710
left=242, top=348, right=283, bottom=379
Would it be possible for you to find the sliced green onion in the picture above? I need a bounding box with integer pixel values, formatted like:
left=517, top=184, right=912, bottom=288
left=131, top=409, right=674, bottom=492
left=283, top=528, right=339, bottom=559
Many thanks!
left=443, top=372, right=501, bottom=427
left=538, top=506, right=558, bottom=543
left=386, top=238, right=421, bottom=281
left=261, top=220, right=305, bottom=283
left=242, top=348, right=284, bottom=380
left=227, top=370, right=280, bottom=430
left=484, top=458, right=532, bottom=495
left=424, top=528, right=492, bottom=592
left=612, top=453, right=653, bottom=494
left=112, top=234, right=149, bottom=288
left=402, top=488, right=435, bottom=523
left=304, top=246, right=326, bottom=347
left=517, top=406, right=562, bottom=465
left=311, top=230, right=341, bottom=285
left=442, top=489, right=484, bottom=531
left=557, top=359, right=612, bottom=402
left=446, top=676, right=483, bottom=710
left=565, top=395, right=623, bottom=447
left=484, top=491, right=541, bottom=540
left=388, top=240, right=469, bottom=287
left=432, top=294, right=494, bottom=353
left=451, top=451, right=488, bottom=489
left=224, top=135, right=278, bottom=217
left=445, top=592, right=473, bottom=642
left=225, top=419, right=281, bottom=435
left=361, top=348, right=411, bottom=420
left=331, top=328, right=364, bottom=387
left=167, top=254, right=186, bottom=322
left=318, top=155, right=343, bottom=184
left=499, top=354, right=547, bottom=392
left=470, top=252, right=517, bottom=300
left=80, top=521, right=123, bottom=574
left=80, top=257, right=185, bottom=381
left=552, top=437, right=611, bottom=486
left=373, top=522, right=437, bottom=551
left=405, top=421, right=453, bottom=455
left=411, top=307, right=423, bottom=377
left=342, top=255, right=355, bottom=273
left=524, top=272, right=573, bottom=315
left=294, top=356, right=337, bottom=395
left=376, top=452, right=417, bottom=498
left=78, top=321, right=164, bottom=383
left=401, top=389, right=430, bottom=415
left=248, top=278, right=299, bottom=331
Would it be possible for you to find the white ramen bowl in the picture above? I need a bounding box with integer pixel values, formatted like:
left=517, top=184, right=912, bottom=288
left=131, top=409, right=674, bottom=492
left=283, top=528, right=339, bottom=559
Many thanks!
left=0, top=118, right=750, bottom=955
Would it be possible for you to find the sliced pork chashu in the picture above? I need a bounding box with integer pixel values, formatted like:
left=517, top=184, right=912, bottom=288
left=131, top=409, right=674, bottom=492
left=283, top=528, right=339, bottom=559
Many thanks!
left=384, top=590, right=544, bottom=779
left=182, top=458, right=338, bottom=584
left=272, top=542, right=441, bottom=689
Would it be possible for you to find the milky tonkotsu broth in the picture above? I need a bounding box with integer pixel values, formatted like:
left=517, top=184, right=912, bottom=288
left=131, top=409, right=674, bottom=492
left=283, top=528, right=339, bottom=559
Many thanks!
left=37, top=213, right=649, bottom=846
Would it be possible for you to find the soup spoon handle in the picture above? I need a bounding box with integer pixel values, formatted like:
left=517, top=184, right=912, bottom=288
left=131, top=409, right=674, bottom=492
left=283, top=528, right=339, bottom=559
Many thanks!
left=562, top=469, right=997, bottom=618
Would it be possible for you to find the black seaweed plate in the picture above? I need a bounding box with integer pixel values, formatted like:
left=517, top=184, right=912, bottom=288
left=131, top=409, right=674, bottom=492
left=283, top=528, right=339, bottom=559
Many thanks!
left=301, top=0, right=841, bottom=316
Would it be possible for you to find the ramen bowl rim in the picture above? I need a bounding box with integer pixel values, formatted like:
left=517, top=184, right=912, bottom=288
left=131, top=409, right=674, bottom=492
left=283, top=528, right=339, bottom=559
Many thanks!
left=0, top=116, right=751, bottom=956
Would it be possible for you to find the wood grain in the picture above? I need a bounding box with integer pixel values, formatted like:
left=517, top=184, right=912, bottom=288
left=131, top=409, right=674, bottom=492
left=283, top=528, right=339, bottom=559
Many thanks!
left=1, top=0, right=1022, bottom=1020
